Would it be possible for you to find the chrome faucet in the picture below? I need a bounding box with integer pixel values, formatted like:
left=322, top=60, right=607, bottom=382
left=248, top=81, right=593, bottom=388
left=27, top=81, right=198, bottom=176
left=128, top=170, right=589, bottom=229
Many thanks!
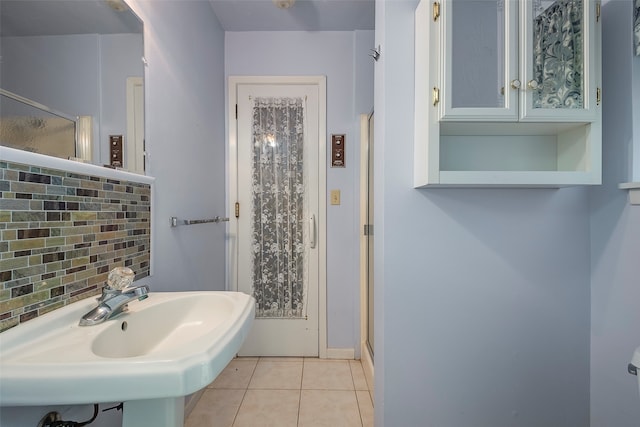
left=79, top=283, right=150, bottom=326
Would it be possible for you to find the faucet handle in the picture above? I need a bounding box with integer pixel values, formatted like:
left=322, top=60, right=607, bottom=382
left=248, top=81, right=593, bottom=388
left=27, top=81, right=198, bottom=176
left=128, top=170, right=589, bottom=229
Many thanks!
left=125, top=284, right=150, bottom=298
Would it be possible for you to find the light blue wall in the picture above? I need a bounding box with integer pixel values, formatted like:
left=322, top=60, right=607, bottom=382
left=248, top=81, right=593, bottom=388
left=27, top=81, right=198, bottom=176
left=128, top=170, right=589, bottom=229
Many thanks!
left=590, top=1, right=640, bottom=425
left=375, top=1, right=591, bottom=425
left=129, top=0, right=227, bottom=293
left=0, top=1, right=227, bottom=425
left=225, top=30, right=375, bottom=351
left=8, top=1, right=640, bottom=425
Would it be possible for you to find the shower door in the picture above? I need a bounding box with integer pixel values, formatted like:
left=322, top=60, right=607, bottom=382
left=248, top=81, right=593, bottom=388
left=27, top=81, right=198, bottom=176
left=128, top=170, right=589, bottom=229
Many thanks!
left=234, top=81, right=321, bottom=356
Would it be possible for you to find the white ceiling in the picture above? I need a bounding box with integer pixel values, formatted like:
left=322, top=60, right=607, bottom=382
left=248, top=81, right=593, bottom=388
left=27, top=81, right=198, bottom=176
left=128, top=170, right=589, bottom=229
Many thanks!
left=209, top=0, right=375, bottom=31
left=0, top=0, right=374, bottom=38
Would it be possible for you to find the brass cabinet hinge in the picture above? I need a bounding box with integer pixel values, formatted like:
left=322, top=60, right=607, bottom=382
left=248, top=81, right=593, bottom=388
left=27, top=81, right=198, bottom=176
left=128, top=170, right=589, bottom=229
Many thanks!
left=432, top=87, right=440, bottom=106
left=597, top=87, right=601, bottom=105
left=596, top=2, right=601, bottom=22
left=364, top=224, right=374, bottom=236
left=433, top=1, right=440, bottom=21
left=235, top=202, right=240, bottom=218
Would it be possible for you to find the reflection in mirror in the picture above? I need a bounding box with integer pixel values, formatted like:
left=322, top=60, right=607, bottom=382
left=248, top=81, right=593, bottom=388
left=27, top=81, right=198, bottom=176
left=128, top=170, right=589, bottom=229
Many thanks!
left=1, top=89, right=77, bottom=160
left=0, top=0, right=145, bottom=173
left=451, top=0, right=505, bottom=108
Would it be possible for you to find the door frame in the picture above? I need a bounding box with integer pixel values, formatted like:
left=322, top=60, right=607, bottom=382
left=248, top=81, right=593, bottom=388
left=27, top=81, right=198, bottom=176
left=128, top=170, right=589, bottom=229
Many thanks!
left=359, top=112, right=375, bottom=387
left=227, top=75, right=328, bottom=358
left=126, top=76, right=145, bottom=174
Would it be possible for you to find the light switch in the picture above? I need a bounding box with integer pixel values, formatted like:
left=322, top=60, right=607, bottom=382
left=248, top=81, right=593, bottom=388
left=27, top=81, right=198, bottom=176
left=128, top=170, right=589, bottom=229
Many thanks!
left=330, top=190, right=341, bottom=205
left=109, top=135, right=123, bottom=167
left=331, top=134, right=345, bottom=167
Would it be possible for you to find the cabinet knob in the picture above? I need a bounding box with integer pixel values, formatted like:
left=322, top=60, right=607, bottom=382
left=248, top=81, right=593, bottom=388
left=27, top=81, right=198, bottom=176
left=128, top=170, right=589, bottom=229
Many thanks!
left=527, top=80, right=539, bottom=90
left=510, top=79, right=521, bottom=90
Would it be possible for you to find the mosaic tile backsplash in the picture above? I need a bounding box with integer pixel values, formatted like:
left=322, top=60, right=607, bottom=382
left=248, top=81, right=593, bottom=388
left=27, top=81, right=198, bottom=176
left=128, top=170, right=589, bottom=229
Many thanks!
left=0, top=161, right=151, bottom=332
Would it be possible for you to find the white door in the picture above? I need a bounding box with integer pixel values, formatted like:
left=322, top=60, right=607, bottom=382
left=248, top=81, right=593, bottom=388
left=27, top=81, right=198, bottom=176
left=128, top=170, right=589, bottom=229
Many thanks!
left=234, top=80, right=323, bottom=356
left=126, top=77, right=145, bottom=174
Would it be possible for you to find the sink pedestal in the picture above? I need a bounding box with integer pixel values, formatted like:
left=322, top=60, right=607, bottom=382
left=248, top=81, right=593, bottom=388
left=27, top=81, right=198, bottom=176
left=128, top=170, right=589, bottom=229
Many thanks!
left=123, top=397, right=185, bottom=427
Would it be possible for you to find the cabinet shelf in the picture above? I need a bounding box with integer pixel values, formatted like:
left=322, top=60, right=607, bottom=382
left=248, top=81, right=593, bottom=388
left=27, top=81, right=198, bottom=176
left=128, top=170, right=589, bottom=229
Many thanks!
left=434, top=171, right=599, bottom=188
left=413, top=0, right=602, bottom=188
left=440, top=122, right=589, bottom=137
left=619, top=182, right=640, bottom=205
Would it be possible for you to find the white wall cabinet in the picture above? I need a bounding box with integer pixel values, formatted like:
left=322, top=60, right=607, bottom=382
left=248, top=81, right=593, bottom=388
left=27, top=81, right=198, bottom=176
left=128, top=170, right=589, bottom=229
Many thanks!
left=414, top=0, right=602, bottom=187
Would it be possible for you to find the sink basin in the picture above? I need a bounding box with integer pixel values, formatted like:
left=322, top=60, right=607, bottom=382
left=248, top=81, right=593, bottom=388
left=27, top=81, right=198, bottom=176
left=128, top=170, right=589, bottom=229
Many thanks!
left=0, top=291, right=255, bottom=407
left=92, top=293, right=237, bottom=358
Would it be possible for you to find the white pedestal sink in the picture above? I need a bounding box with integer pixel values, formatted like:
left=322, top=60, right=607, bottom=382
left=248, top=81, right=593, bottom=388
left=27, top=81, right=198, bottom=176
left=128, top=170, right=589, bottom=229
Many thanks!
left=0, top=291, right=255, bottom=427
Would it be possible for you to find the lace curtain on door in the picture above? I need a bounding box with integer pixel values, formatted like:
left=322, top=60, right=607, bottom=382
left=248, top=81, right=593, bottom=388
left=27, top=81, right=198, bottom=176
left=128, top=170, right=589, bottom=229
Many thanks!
left=532, top=0, right=584, bottom=108
left=251, top=97, right=307, bottom=318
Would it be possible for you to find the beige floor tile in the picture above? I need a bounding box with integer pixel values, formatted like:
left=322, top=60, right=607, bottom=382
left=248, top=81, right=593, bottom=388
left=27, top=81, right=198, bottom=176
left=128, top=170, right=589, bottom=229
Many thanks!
left=233, top=389, right=300, bottom=427
left=209, top=359, right=258, bottom=389
left=248, top=360, right=303, bottom=389
left=356, top=390, right=374, bottom=427
left=349, top=360, right=369, bottom=391
left=298, top=390, right=362, bottom=427
left=302, top=360, right=354, bottom=390
left=185, top=389, right=245, bottom=427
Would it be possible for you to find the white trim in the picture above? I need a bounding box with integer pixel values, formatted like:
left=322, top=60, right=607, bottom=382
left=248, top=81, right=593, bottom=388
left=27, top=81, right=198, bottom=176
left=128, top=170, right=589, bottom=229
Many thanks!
left=359, top=113, right=375, bottom=396
left=227, top=76, right=328, bottom=359
left=326, top=348, right=355, bottom=360
left=620, top=182, right=640, bottom=205
left=361, top=341, right=375, bottom=396
left=359, top=113, right=369, bottom=363
left=619, top=182, right=640, bottom=189
left=0, top=146, right=154, bottom=185
left=1, top=145, right=156, bottom=280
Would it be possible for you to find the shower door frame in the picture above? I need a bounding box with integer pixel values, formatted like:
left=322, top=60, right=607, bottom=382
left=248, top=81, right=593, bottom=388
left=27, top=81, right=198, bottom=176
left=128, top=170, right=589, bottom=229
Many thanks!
left=227, top=75, right=328, bottom=358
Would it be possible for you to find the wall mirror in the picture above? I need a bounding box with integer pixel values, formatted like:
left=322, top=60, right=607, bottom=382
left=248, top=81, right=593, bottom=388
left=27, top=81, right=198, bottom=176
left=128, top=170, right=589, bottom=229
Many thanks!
left=0, top=0, right=145, bottom=174
left=1, top=88, right=79, bottom=160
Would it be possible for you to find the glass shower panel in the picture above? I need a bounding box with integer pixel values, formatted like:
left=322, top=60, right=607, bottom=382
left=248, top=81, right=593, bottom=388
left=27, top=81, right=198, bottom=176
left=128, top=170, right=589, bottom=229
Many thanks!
left=366, top=113, right=375, bottom=358
left=251, top=97, right=307, bottom=319
left=531, top=0, right=584, bottom=109
left=0, top=92, right=76, bottom=159
left=451, top=0, right=506, bottom=108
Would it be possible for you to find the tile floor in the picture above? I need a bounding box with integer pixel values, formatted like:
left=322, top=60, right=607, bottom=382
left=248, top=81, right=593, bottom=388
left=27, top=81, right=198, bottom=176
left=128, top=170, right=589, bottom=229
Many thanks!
left=185, top=357, right=374, bottom=427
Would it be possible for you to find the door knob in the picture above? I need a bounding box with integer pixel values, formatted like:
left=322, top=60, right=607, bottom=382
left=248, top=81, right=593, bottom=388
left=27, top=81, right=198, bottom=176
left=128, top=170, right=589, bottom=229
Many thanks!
left=510, top=79, right=521, bottom=89
left=527, top=80, right=539, bottom=90
left=309, top=215, right=316, bottom=249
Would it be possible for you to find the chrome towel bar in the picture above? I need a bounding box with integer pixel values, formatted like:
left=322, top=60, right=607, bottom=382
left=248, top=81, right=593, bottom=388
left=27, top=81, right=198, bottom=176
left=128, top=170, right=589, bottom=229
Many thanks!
left=170, top=216, right=230, bottom=227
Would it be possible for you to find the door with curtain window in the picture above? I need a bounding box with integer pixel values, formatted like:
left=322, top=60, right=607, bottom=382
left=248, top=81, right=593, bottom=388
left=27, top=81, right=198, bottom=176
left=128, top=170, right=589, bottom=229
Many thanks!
left=234, top=81, right=322, bottom=356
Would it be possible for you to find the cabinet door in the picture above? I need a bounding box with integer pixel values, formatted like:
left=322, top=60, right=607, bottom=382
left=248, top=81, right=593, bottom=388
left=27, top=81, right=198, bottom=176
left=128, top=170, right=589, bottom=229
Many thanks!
left=440, top=0, right=519, bottom=121
left=520, top=0, right=599, bottom=121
